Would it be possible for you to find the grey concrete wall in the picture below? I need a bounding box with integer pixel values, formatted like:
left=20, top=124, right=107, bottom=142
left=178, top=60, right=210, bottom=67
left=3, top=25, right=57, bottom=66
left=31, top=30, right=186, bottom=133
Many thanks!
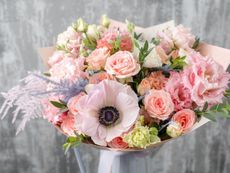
left=0, top=0, right=230, bottom=173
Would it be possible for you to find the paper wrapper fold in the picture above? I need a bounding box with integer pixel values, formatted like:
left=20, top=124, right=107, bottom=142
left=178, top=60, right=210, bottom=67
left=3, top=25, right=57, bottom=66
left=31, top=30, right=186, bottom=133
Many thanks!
left=38, top=20, right=230, bottom=152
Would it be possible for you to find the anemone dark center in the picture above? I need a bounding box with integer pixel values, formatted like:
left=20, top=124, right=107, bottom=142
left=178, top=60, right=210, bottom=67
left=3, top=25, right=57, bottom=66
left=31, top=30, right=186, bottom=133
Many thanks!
left=99, top=106, right=119, bottom=126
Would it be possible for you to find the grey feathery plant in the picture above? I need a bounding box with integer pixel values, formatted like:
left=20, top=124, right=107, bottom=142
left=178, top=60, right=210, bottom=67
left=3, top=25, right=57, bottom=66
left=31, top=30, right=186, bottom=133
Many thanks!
left=0, top=72, right=88, bottom=134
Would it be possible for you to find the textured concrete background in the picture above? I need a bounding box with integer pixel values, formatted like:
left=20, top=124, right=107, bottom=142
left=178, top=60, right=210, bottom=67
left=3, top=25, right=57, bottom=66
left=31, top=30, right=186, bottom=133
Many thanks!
left=0, top=0, right=230, bottom=173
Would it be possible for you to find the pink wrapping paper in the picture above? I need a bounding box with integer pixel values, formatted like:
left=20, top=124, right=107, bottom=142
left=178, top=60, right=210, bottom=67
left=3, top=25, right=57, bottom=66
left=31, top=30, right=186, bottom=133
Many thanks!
left=38, top=20, right=230, bottom=152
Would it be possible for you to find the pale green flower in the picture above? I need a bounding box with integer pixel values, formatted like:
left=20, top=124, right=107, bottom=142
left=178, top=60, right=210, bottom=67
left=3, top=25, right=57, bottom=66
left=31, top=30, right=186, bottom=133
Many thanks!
left=123, top=116, right=161, bottom=149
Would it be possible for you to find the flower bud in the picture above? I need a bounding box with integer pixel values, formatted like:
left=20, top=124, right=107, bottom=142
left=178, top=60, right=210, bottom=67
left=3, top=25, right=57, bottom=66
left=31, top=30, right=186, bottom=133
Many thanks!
left=87, top=24, right=99, bottom=40
left=166, top=121, right=183, bottom=138
left=75, top=18, right=88, bottom=32
left=101, top=15, right=110, bottom=28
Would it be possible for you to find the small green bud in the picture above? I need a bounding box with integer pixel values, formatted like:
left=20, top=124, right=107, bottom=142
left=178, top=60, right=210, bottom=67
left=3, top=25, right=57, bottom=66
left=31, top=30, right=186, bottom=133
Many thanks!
left=74, top=18, right=88, bottom=32
left=126, top=19, right=135, bottom=33
left=101, top=15, right=110, bottom=28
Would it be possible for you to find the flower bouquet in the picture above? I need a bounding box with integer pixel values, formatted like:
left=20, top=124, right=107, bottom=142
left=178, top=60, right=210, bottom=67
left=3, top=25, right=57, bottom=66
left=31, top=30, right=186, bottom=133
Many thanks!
left=1, top=16, right=230, bottom=154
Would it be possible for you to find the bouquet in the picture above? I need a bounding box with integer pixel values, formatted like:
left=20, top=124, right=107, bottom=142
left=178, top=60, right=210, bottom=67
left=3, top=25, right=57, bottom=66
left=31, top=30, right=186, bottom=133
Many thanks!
left=1, top=15, right=230, bottom=152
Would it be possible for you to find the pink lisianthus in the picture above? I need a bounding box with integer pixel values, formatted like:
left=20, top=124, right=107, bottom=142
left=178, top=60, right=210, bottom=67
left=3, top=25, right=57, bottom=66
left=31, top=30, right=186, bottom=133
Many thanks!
left=107, top=137, right=129, bottom=149
left=165, top=72, right=192, bottom=111
left=57, top=26, right=82, bottom=56
left=89, top=72, right=115, bottom=84
left=86, top=47, right=110, bottom=70
left=67, top=92, right=86, bottom=115
left=183, top=51, right=230, bottom=106
left=156, top=30, right=174, bottom=54
left=97, top=29, right=133, bottom=52
left=171, top=25, right=195, bottom=50
left=75, top=80, right=140, bottom=146
left=49, top=57, right=87, bottom=81
left=144, top=89, right=174, bottom=120
left=105, top=51, right=140, bottom=78
left=171, top=109, right=196, bottom=132
left=138, top=71, right=168, bottom=95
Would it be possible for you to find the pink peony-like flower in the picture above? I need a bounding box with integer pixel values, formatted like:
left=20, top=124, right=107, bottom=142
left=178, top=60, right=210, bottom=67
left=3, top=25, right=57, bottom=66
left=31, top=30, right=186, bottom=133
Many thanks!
left=49, top=57, right=87, bottom=81
left=165, top=72, right=192, bottom=111
left=57, top=26, right=82, bottom=56
left=138, top=71, right=168, bottom=95
left=89, top=72, right=115, bottom=84
left=107, top=137, right=129, bottom=149
left=48, top=51, right=65, bottom=67
left=172, top=109, right=196, bottom=132
left=86, top=47, right=110, bottom=70
left=183, top=51, right=230, bottom=106
left=144, top=89, right=174, bottom=120
left=42, top=97, right=60, bottom=123
left=67, top=92, right=86, bottom=115
left=105, top=51, right=140, bottom=78
left=171, top=25, right=195, bottom=50
left=60, top=112, right=76, bottom=136
left=97, top=29, right=133, bottom=52
left=75, top=80, right=140, bottom=146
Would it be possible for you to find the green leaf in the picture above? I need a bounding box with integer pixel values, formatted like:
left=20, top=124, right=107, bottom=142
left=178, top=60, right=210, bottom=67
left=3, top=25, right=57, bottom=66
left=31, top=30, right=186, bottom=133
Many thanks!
left=143, top=41, right=148, bottom=51
left=50, top=101, right=67, bottom=109
left=170, top=56, right=187, bottom=70
left=224, top=89, right=230, bottom=97
left=43, top=72, right=51, bottom=77
left=201, top=102, right=230, bottom=121
left=192, top=37, right=200, bottom=49
left=134, top=40, right=140, bottom=49
left=151, top=37, right=160, bottom=46
left=202, top=102, right=209, bottom=112
left=63, top=135, right=85, bottom=154
left=134, top=32, right=142, bottom=40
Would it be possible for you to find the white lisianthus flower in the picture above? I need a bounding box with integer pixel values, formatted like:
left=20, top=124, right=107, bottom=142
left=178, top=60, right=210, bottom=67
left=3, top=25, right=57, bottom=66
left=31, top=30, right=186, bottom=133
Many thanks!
left=87, top=24, right=100, bottom=40
left=166, top=122, right=183, bottom=138
left=143, top=47, right=163, bottom=68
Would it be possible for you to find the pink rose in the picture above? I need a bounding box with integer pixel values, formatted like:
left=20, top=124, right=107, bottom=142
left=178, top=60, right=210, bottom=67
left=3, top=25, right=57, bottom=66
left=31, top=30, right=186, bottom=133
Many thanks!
left=172, top=25, right=195, bottom=50
left=107, top=137, right=129, bottom=149
left=105, top=51, right=140, bottom=78
left=165, top=72, right=192, bottom=111
left=183, top=51, right=230, bottom=106
left=144, top=90, right=174, bottom=120
left=86, top=47, right=110, bottom=70
left=137, top=78, right=152, bottom=96
left=89, top=72, right=115, bottom=84
left=67, top=92, right=86, bottom=115
left=172, top=109, right=196, bottom=132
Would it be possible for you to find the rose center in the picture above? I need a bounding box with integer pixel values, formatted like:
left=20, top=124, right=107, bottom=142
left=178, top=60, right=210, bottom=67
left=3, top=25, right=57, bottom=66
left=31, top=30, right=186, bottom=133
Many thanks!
left=99, top=106, right=119, bottom=126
